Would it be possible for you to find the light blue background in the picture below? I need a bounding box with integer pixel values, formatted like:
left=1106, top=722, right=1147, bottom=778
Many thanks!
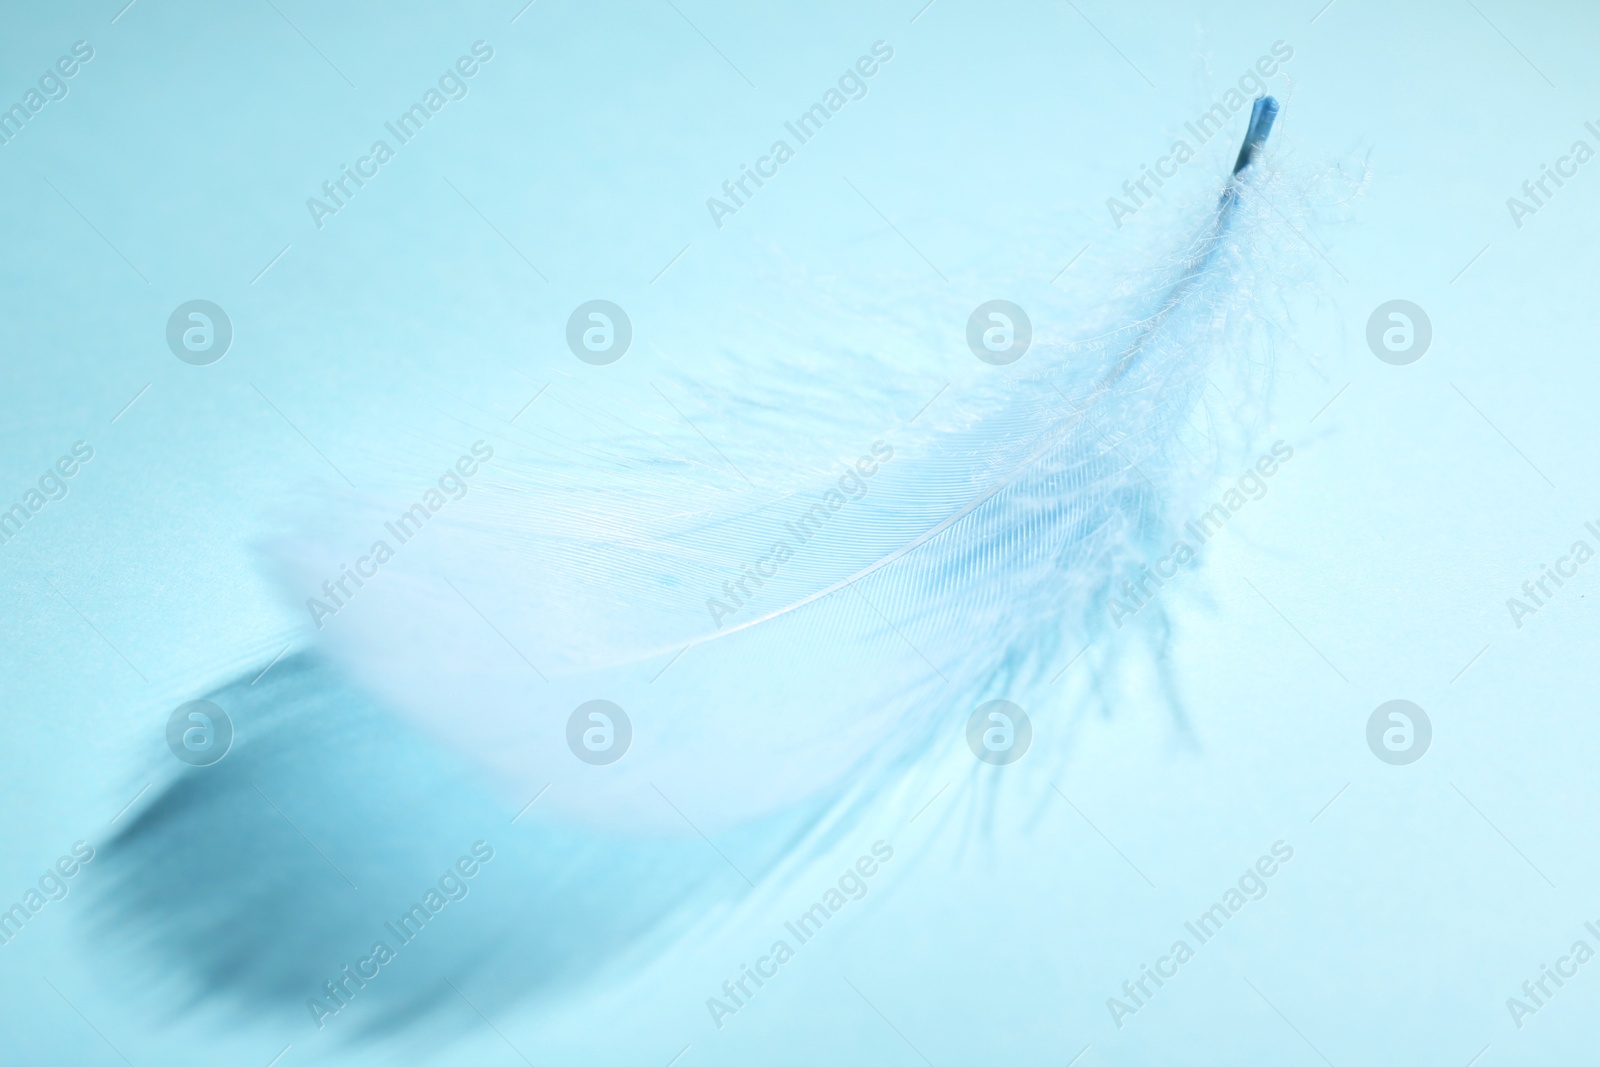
left=2, top=0, right=1597, bottom=1064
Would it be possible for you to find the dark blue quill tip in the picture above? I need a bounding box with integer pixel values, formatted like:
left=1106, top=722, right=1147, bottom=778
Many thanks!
left=1232, top=95, right=1279, bottom=175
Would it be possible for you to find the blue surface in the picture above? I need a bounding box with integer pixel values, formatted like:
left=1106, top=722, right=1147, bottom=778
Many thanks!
left=2, top=1, right=1598, bottom=1064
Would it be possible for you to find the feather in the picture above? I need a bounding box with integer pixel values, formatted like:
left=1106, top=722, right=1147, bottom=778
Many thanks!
left=98, top=96, right=1307, bottom=1035
left=286, top=100, right=1284, bottom=833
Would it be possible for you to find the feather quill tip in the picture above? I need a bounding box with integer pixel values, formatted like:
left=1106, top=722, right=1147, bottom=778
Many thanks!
left=1232, top=95, right=1280, bottom=175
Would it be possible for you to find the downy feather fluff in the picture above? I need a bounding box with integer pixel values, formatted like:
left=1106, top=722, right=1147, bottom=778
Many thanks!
left=97, top=96, right=1339, bottom=1040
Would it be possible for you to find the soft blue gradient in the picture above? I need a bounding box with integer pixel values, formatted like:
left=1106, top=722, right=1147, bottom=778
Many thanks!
left=2, top=1, right=1597, bottom=1065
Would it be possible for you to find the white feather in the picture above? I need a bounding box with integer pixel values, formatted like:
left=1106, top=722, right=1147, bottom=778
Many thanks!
left=278, top=103, right=1294, bottom=839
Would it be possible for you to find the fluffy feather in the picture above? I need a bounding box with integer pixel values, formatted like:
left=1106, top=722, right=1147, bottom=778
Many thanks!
left=98, top=97, right=1335, bottom=1037
left=279, top=101, right=1286, bottom=837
